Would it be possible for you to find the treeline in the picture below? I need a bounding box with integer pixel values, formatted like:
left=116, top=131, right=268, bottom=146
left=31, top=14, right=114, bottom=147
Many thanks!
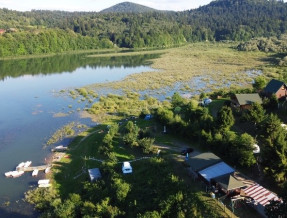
left=238, top=34, right=287, bottom=52
left=155, top=91, right=287, bottom=183
left=0, top=29, right=113, bottom=57
left=237, top=34, right=287, bottom=67
left=0, top=0, right=287, bottom=57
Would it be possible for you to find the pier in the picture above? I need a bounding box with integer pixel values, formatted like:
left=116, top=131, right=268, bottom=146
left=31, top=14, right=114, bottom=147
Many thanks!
left=17, top=164, right=51, bottom=172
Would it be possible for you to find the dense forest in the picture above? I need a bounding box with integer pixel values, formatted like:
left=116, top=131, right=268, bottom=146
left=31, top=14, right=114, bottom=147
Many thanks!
left=0, top=0, right=287, bottom=57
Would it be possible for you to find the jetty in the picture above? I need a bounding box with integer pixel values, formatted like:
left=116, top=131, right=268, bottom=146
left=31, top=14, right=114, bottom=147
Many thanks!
left=17, top=164, right=51, bottom=172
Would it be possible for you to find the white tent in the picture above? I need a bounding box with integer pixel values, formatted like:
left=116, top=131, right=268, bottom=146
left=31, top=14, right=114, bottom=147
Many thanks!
left=199, top=161, right=234, bottom=182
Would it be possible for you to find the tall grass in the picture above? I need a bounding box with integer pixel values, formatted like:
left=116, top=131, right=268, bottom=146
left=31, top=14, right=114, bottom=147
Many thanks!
left=89, top=42, right=269, bottom=94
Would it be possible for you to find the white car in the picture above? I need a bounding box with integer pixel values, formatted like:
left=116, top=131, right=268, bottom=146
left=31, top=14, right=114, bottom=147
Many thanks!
left=122, top=161, right=132, bottom=174
left=203, top=98, right=212, bottom=106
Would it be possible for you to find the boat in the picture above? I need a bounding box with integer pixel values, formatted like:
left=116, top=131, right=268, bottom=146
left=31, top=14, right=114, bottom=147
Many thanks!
left=16, top=162, right=25, bottom=169
left=11, top=171, right=24, bottom=178
left=38, top=184, right=51, bottom=188
left=24, top=161, right=32, bottom=168
left=38, top=179, right=50, bottom=185
left=45, top=167, right=51, bottom=174
left=32, top=169, right=39, bottom=177
left=51, top=145, right=68, bottom=152
left=4, top=171, right=13, bottom=177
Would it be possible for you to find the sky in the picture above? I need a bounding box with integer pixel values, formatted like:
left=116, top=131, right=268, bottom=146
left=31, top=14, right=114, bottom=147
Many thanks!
left=0, top=0, right=215, bottom=12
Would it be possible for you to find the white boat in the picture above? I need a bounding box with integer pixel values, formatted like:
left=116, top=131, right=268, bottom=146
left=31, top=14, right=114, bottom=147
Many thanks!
left=16, top=162, right=25, bottom=169
left=4, top=171, right=13, bottom=177
left=38, top=179, right=50, bottom=185
left=253, top=144, right=260, bottom=154
left=39, top=184, right=51, bottom=188
left=32, top=169, right=39, bottom=177
left=11, top=171, right=24, bottom=178
left=51, top=145, right=68, bottom=152
left=24, top=161, right=32, bottom=168
left=45, top=167, right=51, bottom=174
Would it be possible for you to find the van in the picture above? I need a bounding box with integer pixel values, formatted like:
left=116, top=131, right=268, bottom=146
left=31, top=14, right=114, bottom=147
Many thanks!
left=122, top=161, right=132, bottom=174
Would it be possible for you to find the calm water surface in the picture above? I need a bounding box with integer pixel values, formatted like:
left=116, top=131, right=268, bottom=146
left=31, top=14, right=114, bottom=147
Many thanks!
left=0, top=53, right=156, bottom=216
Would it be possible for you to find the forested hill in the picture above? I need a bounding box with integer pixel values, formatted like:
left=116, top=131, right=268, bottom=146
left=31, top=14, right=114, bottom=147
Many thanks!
left=184, top=0, right=287, bottom=41
left=100, top=2, right=158, bottom=13
left=0, top=0, right=287, bottom=57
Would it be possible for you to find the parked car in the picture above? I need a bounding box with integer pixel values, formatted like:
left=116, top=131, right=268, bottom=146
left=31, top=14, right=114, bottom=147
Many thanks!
left=202, top=98, right=212, bottom=106
left=180, top=148, right=194, bottom=156
left=122, top=161, right=133, bottom=174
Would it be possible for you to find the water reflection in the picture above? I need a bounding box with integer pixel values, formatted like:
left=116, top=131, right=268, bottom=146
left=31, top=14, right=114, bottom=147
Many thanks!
left=0, top=53, right=160, bottom=81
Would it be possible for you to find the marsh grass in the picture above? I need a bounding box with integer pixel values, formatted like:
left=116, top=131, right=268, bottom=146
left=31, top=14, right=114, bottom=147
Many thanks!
left=45, top=122, right=88, bottom=146
left=87, top=43, right=272, bottom=96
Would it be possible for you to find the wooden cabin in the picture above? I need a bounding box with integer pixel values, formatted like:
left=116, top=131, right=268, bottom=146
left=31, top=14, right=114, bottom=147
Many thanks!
left=263, top=79, right=287, bottom=100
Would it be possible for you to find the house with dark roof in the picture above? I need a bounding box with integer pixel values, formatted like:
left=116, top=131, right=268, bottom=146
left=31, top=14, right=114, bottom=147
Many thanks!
left=186, top=152, right=221, bottom=179
left=263, top=79, right=287, bottom=100
left=231, top=93, right=262, bottom=110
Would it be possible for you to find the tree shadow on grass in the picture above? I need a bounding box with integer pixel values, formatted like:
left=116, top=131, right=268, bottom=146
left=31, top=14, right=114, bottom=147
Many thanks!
left=259, top=53, right=286, bottom=65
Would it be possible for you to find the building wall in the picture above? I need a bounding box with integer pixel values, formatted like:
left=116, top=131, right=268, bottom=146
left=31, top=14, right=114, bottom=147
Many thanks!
left=275, top=85, right=287, bottom=99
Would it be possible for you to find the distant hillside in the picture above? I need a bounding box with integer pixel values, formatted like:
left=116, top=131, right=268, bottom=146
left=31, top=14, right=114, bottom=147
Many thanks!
left=100, top=1, right=158, bottom=13
left=0, top=0, right=287, bottom=57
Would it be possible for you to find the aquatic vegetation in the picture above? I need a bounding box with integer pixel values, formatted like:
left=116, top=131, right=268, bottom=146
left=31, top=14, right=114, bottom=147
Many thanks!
left=87, top=43, right=269, bottom=99
left=45, top=122, right=88, bottom=146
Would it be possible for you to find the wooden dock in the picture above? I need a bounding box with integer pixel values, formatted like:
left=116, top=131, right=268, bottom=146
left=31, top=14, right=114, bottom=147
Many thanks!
left=17, top=164, right=51, bottom=172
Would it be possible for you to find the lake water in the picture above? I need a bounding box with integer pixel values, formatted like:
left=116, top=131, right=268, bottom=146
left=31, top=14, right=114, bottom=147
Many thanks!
left=0, top=53, right=157, bottom=217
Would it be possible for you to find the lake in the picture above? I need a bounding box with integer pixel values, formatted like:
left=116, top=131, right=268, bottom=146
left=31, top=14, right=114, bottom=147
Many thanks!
left=0, top=52, right=158, bottom=217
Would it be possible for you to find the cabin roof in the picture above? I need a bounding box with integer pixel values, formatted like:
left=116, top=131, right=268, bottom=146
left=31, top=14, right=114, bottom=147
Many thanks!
left=235, top=93, right=262, bottom=106
left=186, top=152, right=221, bottom=172
left=198, top=161, right=234, bottom=182
left=213, top=174, right=245, bottom=191
left=264, top=79, right=285, bottom=94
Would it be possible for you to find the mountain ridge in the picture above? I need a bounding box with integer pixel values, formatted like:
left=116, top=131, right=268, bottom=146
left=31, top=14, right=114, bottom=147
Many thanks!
left=100, top=1, right=159, bottom=13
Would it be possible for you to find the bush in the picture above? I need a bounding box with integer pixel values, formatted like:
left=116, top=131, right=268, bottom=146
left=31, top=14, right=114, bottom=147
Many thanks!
left=138, top=138, right=155, bottom=154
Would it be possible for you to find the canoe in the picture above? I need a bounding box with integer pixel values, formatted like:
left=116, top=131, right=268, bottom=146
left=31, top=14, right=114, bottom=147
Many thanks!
left=11, top=171, right=24, bottom=178
left=4, top=171, right=13, bottom=177
left=38, top=179, right=50, bottom=185
left=16, top=162, right=25, bottom=169
left=32, top=169, right=39, bottom=177
left=24, top=161, right=32, bottom=167
left=45, top=167, right=51, bottom=174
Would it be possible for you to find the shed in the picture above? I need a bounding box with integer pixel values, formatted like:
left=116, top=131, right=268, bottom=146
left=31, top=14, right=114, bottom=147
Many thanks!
left=198, top=161, right=235, bottom=182
left=231, top=93, right=262, bottom=110
left=213, top=174, right=245, bottom=192
left=263, top=79, right=287, bottom=100
left=88, top=168, right=101, bottom=182
left=186, top=152, right=221, bottom=172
